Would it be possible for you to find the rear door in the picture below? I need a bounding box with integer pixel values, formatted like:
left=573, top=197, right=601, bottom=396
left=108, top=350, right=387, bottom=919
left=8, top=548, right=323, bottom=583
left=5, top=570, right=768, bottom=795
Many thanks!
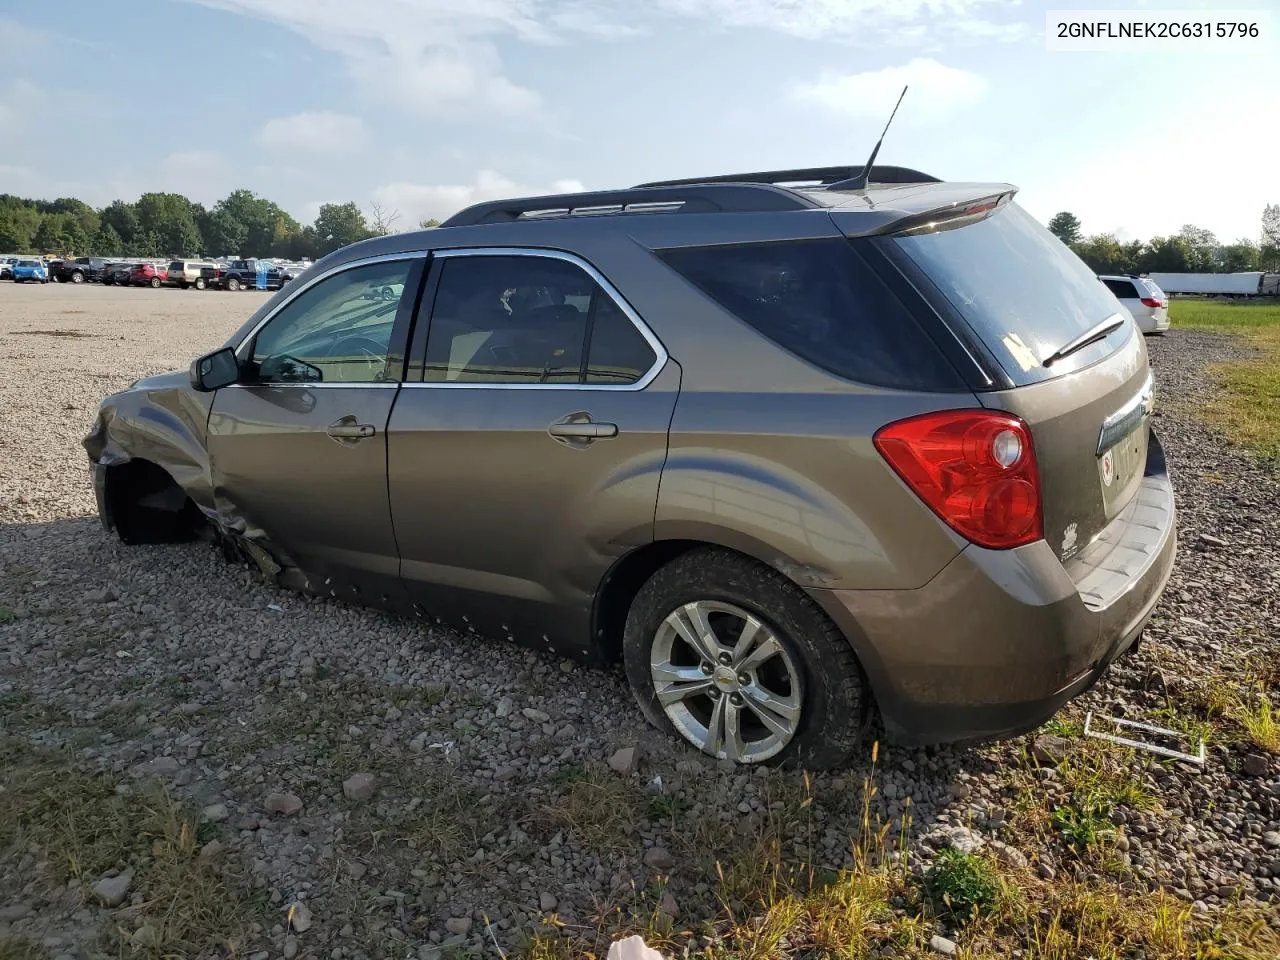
left=206, top=255, right=425, bottom=603
left=885, top=201, right=1151, bottom=563
left=387, top=248, right=677, bottom=656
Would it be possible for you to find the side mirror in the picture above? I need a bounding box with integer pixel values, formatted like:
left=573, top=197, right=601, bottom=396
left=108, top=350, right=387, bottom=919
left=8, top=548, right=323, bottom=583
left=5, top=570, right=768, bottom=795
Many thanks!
left=190, top=347, right=240, bottom=392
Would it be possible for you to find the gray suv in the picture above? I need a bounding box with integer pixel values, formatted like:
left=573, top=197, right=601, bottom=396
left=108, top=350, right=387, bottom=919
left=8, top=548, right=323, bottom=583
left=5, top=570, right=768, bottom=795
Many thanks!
left=84, top=166, right=1176, bottom=769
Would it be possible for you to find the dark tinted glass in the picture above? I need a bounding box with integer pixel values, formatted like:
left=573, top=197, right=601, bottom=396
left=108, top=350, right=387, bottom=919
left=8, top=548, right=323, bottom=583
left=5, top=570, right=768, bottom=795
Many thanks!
left=893, top=204, right=1127, bottom=385
left=1102, top=278, right=1137, bottom=298
left=585, top=296, right=656, bottom=385
left=659, top=238, right=961, bottom=390
left=425, top=256, right=595, bottom=384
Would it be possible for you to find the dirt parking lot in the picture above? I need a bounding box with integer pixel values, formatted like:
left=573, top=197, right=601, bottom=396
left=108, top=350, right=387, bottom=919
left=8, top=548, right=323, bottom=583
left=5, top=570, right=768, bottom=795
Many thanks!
left=2, top=283, right=1279, bottom=959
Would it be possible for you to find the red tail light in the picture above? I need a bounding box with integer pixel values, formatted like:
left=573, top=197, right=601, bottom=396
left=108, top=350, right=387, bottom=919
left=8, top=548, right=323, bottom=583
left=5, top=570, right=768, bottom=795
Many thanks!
left=1140, top=297, right=1164, bottom=308
left=874, top=410, right=1042, bottom=549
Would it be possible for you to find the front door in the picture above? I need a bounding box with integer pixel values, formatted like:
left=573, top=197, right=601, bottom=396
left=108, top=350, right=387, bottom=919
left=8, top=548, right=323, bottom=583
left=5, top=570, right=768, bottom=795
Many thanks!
left=207, top=256, right=424, bottom=605
left=388, top=250, right=678, bottom=657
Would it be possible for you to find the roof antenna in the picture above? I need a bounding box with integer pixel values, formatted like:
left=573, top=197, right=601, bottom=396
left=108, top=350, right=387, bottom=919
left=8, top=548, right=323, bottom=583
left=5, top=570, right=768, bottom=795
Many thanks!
left=827, top=85, right=908, bottom=191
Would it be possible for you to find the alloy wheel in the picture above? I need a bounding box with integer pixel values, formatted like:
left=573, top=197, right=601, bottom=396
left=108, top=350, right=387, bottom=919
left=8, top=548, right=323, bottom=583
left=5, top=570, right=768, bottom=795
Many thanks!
left=649, top=600, right=802, bottom=763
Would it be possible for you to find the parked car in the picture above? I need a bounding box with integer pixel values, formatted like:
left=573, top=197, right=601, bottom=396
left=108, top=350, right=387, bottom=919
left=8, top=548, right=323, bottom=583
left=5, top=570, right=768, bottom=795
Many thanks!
left=102, top=262, right=135, bottom=286
left=12, top=259, right=49, bottom=283
left=168, top=260, right=220, bottom=290
left=0, top=258, right=13, bottom=280
left=217, top=258, right=289, bottom=291
left=1099, top=274, right=1170, bottom=334
left=83, top=165, right=1175, bottom=768
left=129, top=262, right=169, bottom=288
left=54, top=257, right=109, bottom=283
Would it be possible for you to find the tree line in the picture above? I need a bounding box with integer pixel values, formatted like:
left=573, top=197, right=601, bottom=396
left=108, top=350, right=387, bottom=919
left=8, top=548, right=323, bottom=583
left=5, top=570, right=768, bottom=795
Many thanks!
left=0, top=189, right=443, bottom=260
left=1047, top=205, right=1280, bottom=275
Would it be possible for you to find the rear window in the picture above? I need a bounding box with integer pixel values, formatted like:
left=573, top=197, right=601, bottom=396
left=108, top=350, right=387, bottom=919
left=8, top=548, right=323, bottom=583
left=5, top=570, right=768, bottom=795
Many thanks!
left=169, top=261, right=184, bottom=272
left=1140, top=278, right=1165, bottom=298
left=892, top=203, right=1129, bottom=386
left=1102, top=278, right=1137, bottom=299
left=657, top=238, right=964, bottom=391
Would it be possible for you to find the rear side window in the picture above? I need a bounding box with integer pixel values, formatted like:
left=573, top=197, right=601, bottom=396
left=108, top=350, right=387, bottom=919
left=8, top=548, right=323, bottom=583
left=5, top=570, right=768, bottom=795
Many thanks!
left=658, top=238, right=963, bottom=390
left=892, top=203, right=1128, bottom=385
left=1102, top=278, right=1137, bottom=298
left=169, top=261, right=184, bottom=272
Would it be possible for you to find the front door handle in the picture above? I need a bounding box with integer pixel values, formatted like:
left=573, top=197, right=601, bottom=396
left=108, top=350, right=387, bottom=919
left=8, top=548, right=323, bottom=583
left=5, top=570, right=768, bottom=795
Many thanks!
left=327, top=417, right=376, bottom=442
left=548, top=414, right=618, bottom=445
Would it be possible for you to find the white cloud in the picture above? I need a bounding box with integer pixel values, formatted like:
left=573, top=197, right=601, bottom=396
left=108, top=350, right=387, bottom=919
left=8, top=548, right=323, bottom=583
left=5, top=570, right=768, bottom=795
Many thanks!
left=793, top=58, right=987, bottom=118
left=185, top=0, right=1020, bottom=116
left=371, top=170, right=587, bottom=226
left=259, top=111, right=368, bottom=154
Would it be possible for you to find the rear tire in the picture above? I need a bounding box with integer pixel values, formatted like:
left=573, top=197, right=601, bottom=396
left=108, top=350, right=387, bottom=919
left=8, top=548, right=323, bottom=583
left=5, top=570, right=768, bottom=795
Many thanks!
left=194, top=277, right=206, bottom=290
left=226, top=276, right=241, bottom=292
left=622, top=547, right=869, bottom=770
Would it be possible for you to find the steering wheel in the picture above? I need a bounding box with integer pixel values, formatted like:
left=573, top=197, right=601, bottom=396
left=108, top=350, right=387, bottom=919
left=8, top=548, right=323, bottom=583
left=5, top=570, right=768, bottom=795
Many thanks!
left=331, top=335, right=388, bottom=382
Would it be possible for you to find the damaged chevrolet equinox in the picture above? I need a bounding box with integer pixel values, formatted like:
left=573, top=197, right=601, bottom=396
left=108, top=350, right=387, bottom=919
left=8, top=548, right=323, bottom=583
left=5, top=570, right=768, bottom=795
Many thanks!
left=85, top=166, right=1176, bottom=769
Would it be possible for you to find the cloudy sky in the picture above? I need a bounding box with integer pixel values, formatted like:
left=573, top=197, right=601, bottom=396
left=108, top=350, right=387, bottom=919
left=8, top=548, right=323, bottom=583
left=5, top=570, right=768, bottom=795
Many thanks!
left=1, top=0, right=1275, bottom=241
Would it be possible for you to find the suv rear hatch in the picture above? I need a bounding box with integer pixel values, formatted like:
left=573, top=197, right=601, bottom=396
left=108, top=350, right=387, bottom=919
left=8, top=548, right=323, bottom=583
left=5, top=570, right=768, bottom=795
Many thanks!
left=874, top=197, right=1153, bottom=574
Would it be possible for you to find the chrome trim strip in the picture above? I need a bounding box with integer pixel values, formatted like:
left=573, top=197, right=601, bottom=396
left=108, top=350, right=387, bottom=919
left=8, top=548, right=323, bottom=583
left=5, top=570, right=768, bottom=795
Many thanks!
left=1097, top=370, right=1154, bottom=455
left=413, top=246, right=669, bottom=392
left=232, top=251, right=428, bottom=361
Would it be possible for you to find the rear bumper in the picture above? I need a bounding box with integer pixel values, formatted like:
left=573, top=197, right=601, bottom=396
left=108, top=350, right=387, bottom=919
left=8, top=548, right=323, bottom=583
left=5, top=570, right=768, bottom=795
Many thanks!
left=811, top=431, right=1177, bottom=746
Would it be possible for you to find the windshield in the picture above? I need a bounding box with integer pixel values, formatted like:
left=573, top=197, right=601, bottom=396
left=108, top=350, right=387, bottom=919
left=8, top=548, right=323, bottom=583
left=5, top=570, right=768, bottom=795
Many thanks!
left=892, top=203, right=1129, bottom=386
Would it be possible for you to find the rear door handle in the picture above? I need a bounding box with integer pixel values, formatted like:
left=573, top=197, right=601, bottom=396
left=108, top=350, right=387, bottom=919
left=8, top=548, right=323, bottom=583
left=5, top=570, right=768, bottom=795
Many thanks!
left=548, top=415, right=618, bottom=444
left=327, top=417, right=376, bottom=441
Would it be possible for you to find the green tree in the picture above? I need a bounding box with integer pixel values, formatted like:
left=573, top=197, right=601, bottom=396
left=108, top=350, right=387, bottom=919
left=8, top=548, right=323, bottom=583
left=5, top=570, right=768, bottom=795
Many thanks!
left=313, top=201, right=372, bottom=255
left=100, top=200, right=141, bottom=247
left=1220, top=239, right=1260, bottom=273
left=0, top=198, right=43, bottom=251
left=1261, top=203, right=1280, bottom=272
left=1136, top=235, right=1193, bottom=274
left=214, top=189, right=301, bottom=256
left=91, top=222, right=123, bottom=257
left=1070, top=234, right=1130, bottom=274
left=1177, top=224, right=1219, bottom=271
left=200, top=208, right=249, bottom=257
left=1047, top=211, right=1082, bottom=245
left=419, top=217, right=441, bottom=229
left=135, top=192, right=203, bottom=255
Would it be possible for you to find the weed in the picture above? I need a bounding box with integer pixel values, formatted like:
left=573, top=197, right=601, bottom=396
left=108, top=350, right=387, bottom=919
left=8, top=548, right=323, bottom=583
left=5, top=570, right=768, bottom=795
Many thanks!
left=1052, top=796, right=1115, bottom=852
left=551, top=762, right=586, bottom=787
left=542, top=762, right=641, bottom=853
left=0, top=937, right=49, bottom=960
left=0, top=604, right=13, bottom=623
left=1236, top=693, right=1280, bottom=754
left=646, top=793, right=690, bottom=822
left=925, top=848, right=1001, bottom=919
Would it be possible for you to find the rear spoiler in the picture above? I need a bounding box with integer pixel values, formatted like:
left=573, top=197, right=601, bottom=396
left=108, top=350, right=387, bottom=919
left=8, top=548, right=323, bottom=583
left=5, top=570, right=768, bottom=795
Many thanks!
left=874, top=190, right=1018, bottom=237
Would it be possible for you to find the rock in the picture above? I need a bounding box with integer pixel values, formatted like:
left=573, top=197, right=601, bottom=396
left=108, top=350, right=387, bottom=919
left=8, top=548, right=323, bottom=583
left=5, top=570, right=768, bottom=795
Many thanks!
left=198, top=839, right=225, bottom=863
left=659, top=892, right=678, bottom=917
left=130, top=755, right=180, bottom=778
left=384, top=706, right=402, bottom=722
left=928, top=825, right=984, bottom=855
left=84, top=588, right=117, bottom=603
left=608, top=747, right=637, bottom=776
left=643, top=847, right=675, bottom=871
left=1036, top=862, right=1056, bottom=880
left=288, top=900, right=313, bottom=933
left=419, top=947, right=443, bottom=960
left=444, top=917, right=472, bottom=936
left=495, top=696, right=514, bottom=718
left=346, top=861, right=368, bottom=879
left=343, top=772, right=377, bottom=802
left=988, top=840, right=1029, bottom=870
left=930, top=934, right=958, bottom=956
left=1197, top=532, right=1228, bottom=548
left=283, top=935, right=299, bottom=959
left=265, top=793, right=304, bottom=816
left=202, top=802, right=229, bottom=822
left=131, top=923, right=161, bottom=949
left=1262, top=831, right=1280, bottom=850
left=1243, top=753, right=1271, bottom=777
left=0, top=903, right=33, bottom=922
left=539, top=892, right=558, bottom=912
left=247, top=642, right=263, bottom=660
left=1031, top=735, right=1070, bottom=765
left=91, top=872, right=133, bottom=907
left=522, top=707, right=550, bottom=723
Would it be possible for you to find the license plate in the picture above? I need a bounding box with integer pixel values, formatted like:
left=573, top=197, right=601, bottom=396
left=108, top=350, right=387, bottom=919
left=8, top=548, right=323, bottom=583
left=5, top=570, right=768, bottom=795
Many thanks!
left=1099, top=423, right=1146, bottom=512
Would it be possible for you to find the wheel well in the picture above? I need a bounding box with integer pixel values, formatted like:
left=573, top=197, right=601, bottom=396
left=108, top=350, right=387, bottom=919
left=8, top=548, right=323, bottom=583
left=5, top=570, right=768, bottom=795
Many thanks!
left=592, top=540, right=705, bottom=662
left=105, top=459, right=205, bottom=544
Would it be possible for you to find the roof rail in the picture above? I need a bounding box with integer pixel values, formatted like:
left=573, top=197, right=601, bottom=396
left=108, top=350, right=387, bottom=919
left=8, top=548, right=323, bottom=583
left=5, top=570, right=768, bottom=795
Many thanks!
left=439, top=183, right=821, bottom=228
left=635, top=165, right=940, bottom=188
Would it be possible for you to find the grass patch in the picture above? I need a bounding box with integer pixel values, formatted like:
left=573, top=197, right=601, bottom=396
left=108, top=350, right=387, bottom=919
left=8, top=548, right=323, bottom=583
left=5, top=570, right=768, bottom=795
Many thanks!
left=1170, top=299, right=1280, bottom=460
left=925, top=848, right=1002, bottom=919
left=0, top=740, right=263, bottom=958
left=1236, top=693, right=1280, bottom=754
left=542, top=762, right=642, bottom=853
left=0, top=937, right=49, bottom=960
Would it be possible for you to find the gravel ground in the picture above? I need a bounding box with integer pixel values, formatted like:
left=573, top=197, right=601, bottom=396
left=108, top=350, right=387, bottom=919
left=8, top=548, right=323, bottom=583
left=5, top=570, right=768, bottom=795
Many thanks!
left=2, top=284, right=1278, bottom=959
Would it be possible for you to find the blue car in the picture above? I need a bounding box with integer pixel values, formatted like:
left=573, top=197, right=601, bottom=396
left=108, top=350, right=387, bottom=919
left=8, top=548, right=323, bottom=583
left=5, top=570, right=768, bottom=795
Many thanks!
left=12, top=259, right=48, bottom=283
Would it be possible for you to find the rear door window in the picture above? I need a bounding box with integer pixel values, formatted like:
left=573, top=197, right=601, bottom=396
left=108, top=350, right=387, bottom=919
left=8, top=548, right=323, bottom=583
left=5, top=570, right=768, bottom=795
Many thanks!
left=658, top=238, right=964, bottom=391
left=1102, top=278, right=1137, bottom=299
left=890, top=203, right=1130, bottom=385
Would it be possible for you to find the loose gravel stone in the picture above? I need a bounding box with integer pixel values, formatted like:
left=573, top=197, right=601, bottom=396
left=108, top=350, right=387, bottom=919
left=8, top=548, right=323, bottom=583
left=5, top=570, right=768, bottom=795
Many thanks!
left=264, top=793, right=304, bottom=816
left=90, top=873, right=133, bottom=907
left=342, top=773, right=377, bottom=802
